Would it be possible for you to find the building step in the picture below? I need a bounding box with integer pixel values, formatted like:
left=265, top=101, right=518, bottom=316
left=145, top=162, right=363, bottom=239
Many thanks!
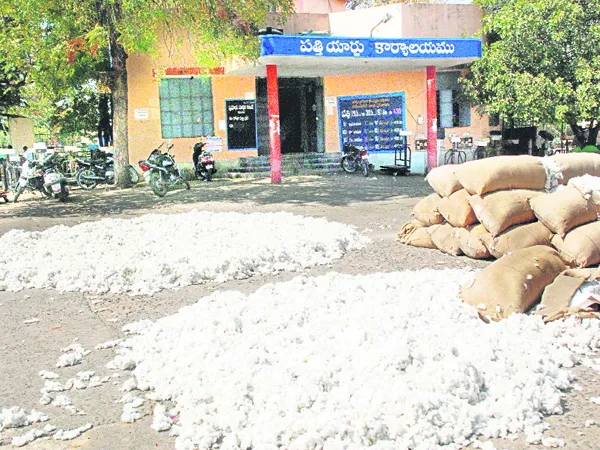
left=239, top=152, right=342, bottom=169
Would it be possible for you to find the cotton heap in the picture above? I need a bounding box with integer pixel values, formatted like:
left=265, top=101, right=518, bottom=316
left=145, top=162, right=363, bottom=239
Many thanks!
left=0, top=210, right=368, bottom=295
left=109, top=270, right=600, bottom=450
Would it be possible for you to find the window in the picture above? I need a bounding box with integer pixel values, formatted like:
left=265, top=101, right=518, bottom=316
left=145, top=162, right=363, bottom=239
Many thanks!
left=159, top=77, right=214, bottom=139
left=436, top=72, right=471, bottom=128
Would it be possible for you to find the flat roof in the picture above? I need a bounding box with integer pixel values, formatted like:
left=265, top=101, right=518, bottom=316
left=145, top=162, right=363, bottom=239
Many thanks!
left=228, top=35, right=482, bottom=77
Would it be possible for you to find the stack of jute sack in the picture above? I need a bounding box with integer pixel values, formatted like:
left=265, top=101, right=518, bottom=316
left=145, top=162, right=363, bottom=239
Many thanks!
left=397, top=153, right=600, bottom=322
left=399, top=153, right=600, bottom=267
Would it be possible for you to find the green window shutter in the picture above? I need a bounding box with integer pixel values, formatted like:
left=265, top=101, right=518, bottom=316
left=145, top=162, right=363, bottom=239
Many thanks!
left=159, top=77, right=215, bottom=139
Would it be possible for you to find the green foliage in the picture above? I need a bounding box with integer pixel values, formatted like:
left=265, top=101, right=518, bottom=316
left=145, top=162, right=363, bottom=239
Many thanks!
left=464, top=0, right=600, bottom=138
left=0, top=0, right=295, bottom=137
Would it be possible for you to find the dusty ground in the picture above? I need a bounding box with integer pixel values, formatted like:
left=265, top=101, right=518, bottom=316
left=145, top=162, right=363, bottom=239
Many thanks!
left=0, top=174, right=598, bottom=450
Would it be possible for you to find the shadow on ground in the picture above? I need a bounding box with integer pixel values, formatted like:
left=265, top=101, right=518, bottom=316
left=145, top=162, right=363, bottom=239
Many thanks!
left=0, top=173, right=430, bottom=220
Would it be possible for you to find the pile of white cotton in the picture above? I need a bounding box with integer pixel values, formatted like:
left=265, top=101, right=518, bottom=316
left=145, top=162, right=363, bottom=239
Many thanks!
left=542, top=156, right=563, bottom=191
left=111, top=270, right=600, bottom=450
left=0, top=210, right=367, bottom=295
left=568, top=174, right=600, bottom=198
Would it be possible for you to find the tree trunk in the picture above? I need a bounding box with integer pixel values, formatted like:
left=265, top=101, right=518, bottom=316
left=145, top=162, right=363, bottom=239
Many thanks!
left=570, top=122, right=600, bottom=148
left=570, top=123, right=587, bottom=148
left=589, top=123, right=600, bottom=147
left=110, top=30, right=131, bottom=188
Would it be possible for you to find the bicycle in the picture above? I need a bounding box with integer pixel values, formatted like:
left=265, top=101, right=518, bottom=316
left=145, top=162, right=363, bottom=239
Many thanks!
left=444, top=137, right=467, bottom=165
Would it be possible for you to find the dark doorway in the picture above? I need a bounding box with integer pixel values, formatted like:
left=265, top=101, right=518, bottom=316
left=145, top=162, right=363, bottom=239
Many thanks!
left=256, top=77, right=324, bottom=156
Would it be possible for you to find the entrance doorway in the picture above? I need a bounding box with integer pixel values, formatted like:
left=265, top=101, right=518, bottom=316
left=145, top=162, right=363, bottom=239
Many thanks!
left=256, top=77, right=324, bottom=156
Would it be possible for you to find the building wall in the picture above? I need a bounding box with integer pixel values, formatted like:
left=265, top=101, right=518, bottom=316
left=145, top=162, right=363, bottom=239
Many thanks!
left=127, top=52, right=257, bottom=165
left=329, top=3, right=483, bottom=38
left=400, top=4, right=483, bottom=39
left=295, top=0, right=347, bottom=14
left=323, top=71, right=428, bottom=171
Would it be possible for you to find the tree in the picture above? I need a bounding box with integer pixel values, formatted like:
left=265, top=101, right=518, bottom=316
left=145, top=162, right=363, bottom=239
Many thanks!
left=0, top=0, right=295, bottom=186
left=463, top=0, right=600, bottom=147
left=0, top=60, right=26, bottom=113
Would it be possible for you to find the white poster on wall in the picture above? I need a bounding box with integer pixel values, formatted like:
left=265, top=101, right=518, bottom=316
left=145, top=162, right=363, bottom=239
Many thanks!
left=134, top=108, right=149, bottom=120
left=325, top=97, right=336, bottom=116
left=205, top=137, right=223, bottom=152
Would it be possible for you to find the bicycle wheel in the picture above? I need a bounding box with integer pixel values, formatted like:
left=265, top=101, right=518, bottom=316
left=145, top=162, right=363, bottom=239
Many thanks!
left=473, top=148, right=486, bottom=160
left=458, top=151, right=466, bottom=164
left=77, top=169, right=98, bottom=190
left=444, top=150, right=455, bottom=165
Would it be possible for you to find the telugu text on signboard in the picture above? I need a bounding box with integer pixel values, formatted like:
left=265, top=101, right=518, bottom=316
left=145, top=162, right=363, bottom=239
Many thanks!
left=337, top=93, right=405, bottom=153
left=225, top=99, right=257, bottom=151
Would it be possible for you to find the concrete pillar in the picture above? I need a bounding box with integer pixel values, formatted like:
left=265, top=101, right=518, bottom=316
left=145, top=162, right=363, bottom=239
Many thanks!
left=426, top=66, right=438, bottom=171
left=266, top=64, right=282, bottom=184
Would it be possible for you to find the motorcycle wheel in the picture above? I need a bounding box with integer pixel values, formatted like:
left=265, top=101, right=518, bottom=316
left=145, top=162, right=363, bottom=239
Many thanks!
left=128, top=165, right=140, bottom=184
left=362, top=161, right=369, bottom=177
left=41, top=185, right=53, bottom=198
left=77, top=169, right=98, bottom=190
left=341, top=156, right=357, bottom=173
left=58, top=188, right=69, bottom=202
left=201, top=170, right=212, bottom=181
left=149, top=172, right=168, bottom=197
left=13, top=186, right=23, bottom=203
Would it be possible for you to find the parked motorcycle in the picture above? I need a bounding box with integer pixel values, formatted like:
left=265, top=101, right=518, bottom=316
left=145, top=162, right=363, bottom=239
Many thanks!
left=192, top=142, right=217, bottom=181
left=75, top=150, right=139, bottom=190
left=13, top=154, right=69, bottom=202
left=341, top=143, right=370, bottom=177
left=138, top=142, right=190, bottom=197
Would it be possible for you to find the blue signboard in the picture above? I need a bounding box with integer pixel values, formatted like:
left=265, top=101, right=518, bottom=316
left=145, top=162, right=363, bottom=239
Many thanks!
left=261, top=35, right=482, bottom=60
left=338, top=93, right=406, bottom=153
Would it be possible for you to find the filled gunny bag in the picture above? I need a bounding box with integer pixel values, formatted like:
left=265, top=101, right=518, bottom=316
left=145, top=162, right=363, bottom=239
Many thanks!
left=455, top=155, right=546, bottom=196
left=460, top=246, right=568, bottom=321
left=410, top=193, right=444, bottom=226
left=468, top=189, right=542, bottom=237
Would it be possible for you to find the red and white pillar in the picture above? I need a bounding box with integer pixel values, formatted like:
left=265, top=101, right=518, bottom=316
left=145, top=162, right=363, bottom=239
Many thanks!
left=266, top=64, right=282, bottom=184
left=426, top=65, right=438, bottom=171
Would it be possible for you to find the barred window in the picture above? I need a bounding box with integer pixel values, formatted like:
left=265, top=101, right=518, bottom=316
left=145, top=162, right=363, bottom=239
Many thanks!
left=159, top=77, right=214, bottom=138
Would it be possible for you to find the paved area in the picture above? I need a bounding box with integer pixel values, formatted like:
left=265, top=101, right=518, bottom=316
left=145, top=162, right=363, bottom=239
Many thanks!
left=0, top=174, right=597, bottom=449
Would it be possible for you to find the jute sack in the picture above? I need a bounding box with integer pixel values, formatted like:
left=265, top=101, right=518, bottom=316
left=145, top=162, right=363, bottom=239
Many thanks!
left=425, top=165, right=463, bottom=197
left=403, top=226, right=437, bottom=249
left=569, top=177, right=600, bottom=213
left=530, top=185, right=597, bottom=237
left=551, top=153, right=600, bottom=184
left=410, top=193, right=444, bottom=226
left=429, top=223, right=463, bottom=256
left=398, top=219, right=424, bottom=243
left=551, top=221, right=600, bottom=267
left=460, top=245, right=568, bottom=320
left=540, top=268, right=600, bottom=322
left=479, top=221, right=554, bottom=259
left=455, top=155, right=546, bottom=196
left=457, top=224, right=490, bottom=259
left=437, top=189, right=478, bottom=228
left=468, top=189, right=542, bottom=237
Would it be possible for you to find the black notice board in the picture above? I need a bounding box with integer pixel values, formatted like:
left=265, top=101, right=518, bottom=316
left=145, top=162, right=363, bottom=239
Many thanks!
left=226, top=99, right=257, bottom=150
left=337, top=93, right=405, bottom=153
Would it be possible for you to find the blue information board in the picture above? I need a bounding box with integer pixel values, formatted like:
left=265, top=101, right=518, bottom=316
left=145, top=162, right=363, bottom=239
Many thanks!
left=337, top=93, right=405, bottom=153
left=261, top=36, right=482, bottom=60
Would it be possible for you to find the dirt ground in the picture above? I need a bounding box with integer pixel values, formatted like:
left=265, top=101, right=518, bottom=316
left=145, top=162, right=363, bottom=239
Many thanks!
left=0, top=174, right=598, bottom=450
